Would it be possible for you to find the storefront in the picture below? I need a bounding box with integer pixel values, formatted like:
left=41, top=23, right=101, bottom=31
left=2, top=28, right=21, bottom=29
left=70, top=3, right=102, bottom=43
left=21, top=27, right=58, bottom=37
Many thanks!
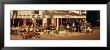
left=11, top=10, right=86, bottom=33
left=42, top=16, right=86, bottom=31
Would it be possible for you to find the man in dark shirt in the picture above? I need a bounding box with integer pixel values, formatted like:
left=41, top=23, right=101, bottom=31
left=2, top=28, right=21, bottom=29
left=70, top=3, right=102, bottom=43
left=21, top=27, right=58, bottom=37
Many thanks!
left=75, top=20, right=81, bottom=33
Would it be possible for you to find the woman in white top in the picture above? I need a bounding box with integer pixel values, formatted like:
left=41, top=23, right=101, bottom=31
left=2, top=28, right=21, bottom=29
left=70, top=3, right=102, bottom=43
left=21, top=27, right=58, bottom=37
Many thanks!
left=66, top=24, right=70, bottom=32
left=72, top=22, right=76, bottom=31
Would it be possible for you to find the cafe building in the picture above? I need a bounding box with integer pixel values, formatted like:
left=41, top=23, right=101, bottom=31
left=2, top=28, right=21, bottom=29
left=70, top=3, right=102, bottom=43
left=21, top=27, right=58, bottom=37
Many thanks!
left=10, top=10, right=86, bottom=31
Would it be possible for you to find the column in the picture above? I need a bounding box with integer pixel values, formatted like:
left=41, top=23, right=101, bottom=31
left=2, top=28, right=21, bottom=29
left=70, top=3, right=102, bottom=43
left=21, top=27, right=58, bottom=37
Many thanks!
left=32, top=18, right=35, bottom=28
left=12, top=15, right=14, bottom=25
left=61, top=18, right=62, bottom=25
left=43, top=18, right=47, bottom=28
left=39, top=11, right=43, bottom=18
left=79, top=11, right=82, bottom=15
left=23, top=18, right=26, bottom=27
left=51, top=18, right=55, bottom=25
left=56, top=18, right=59, bottom=30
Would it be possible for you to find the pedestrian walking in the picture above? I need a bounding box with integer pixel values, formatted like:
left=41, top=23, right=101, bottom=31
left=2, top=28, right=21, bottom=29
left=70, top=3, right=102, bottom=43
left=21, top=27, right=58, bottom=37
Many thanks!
left=72, top=21, right=76, bottom=32
left=66, top=24, right=70, bottom=32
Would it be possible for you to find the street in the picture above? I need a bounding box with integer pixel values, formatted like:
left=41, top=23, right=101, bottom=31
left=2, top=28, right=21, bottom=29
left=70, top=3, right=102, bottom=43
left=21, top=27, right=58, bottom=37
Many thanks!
left=11, top=28, right=100, bottom=40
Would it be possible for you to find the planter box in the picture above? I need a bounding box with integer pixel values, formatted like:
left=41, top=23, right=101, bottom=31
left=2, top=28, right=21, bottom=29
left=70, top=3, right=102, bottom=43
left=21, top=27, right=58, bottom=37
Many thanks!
left=59, top=31, right=66, bottom=34
left=38, top=32, right=44, bottom=35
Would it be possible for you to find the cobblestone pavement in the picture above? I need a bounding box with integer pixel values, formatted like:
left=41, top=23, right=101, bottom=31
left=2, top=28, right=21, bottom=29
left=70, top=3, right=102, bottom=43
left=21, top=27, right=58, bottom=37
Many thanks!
left=11, top=29, right=100, bottom=40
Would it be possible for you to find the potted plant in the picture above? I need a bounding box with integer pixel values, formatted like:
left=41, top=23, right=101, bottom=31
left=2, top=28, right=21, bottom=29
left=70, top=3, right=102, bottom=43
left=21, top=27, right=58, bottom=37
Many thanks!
left=59, top=25, right=66, bottom=34
left=39, top=26, right=45, bottom=35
